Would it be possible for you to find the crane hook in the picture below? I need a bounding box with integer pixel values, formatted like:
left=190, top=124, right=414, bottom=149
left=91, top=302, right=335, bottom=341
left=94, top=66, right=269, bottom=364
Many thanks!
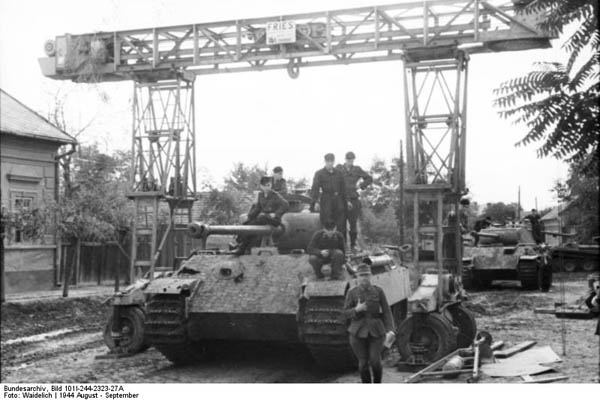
left=287, top=58, right=301, bottom=79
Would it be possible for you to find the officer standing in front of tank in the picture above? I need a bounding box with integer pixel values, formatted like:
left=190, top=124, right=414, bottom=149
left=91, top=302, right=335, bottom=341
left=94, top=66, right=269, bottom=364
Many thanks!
left=233, top=176, right=289, bottom=256
left=337, top=151, right=372, bottom=251
left=310, top=153, right=346, bottom=236
left=344, top=264, right=395, bottom=383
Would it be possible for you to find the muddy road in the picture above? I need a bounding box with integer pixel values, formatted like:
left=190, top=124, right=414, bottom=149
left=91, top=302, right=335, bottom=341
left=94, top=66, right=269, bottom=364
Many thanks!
left=2, top=273, right=598, bottom=383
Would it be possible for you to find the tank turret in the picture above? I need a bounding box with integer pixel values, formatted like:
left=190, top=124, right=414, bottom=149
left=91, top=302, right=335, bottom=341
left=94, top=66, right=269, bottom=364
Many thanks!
left=473, top=227, right=534, bottom=246
left=463, top=225, right=552, bottom=291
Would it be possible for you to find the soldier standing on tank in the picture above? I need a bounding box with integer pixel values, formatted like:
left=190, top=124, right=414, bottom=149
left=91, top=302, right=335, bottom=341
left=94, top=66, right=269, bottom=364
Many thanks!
left=233, top=176, right=289, bottom=256
left=337, top=151, right=372, bottom=251
left=344, top=263, right=395, bottom=383
left=310, top=153, right=346, bottom=237
left=524, top=209, right=543, bottom=244
left=472, top=216, right=492, bottom=246
left=307, top=220, right=346, bottom=280
left=272, top=166, right=288, bottom=194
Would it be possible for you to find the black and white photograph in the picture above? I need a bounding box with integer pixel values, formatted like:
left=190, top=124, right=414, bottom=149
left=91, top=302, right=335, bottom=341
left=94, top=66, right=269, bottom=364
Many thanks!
left=0, top=0, right=598, bottom=395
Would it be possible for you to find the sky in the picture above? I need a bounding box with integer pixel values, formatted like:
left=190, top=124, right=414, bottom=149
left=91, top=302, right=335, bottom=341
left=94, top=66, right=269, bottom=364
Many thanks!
left=0, top=0, right=570, bottom=211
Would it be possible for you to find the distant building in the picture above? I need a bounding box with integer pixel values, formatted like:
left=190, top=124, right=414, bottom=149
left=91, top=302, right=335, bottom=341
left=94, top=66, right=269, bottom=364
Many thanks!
left=1, top=89, right=76, bottom=294
left=541, top=202, right=575, bottom=246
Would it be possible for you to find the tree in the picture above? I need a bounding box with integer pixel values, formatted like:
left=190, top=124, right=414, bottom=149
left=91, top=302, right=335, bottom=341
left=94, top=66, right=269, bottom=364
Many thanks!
left=493, top=0, right=599, bottom=169
left=555, top=155, right=599, bottom=241
left=224, top=163, right=268, bottom=193
left=197, top=189, right=244, bottom=225
left=481, top=202, right=523, bottom=224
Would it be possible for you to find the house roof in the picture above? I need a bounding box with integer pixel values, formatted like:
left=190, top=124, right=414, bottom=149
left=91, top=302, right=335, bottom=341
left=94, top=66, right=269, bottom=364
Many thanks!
left=0, top=89, right=77, bottom=144
left=541, top=201, right=573, bottom=221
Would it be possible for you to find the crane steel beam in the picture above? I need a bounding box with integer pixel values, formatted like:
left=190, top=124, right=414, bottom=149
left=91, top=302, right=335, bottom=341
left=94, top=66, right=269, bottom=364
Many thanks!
left=39, top=0, right=554, bottom=82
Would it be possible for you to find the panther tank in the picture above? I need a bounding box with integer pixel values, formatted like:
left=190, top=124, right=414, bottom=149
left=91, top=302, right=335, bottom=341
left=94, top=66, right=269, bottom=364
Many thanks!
left=141, top=198, right=412, bottom=370
left=462, top=225, right=552, bottom=291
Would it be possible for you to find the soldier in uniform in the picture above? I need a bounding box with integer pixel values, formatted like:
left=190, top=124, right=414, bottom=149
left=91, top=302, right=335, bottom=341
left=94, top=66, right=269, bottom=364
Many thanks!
left=311, top=153, right=346, bottom=236
left=307, top=220, right=346, bottom=280
left=233, top=176, right=289, bottom=256
left=472, top=216, right=492, bottom=246
left=344, top=263, right=395, bottom=383
left=337, top=151, right=372, bottom=251
left=524, top=209, right=543, bottom=244
left=272, top=166, right=288, bottom=194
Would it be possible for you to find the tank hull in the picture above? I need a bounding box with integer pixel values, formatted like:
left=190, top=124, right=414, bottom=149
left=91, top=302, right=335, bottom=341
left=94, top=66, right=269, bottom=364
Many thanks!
left=143, top=251, right=412, bottom=369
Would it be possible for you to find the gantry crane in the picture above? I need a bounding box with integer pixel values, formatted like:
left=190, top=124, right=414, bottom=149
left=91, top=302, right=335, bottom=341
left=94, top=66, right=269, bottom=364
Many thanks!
left=39, top=0, right=554, bottom=360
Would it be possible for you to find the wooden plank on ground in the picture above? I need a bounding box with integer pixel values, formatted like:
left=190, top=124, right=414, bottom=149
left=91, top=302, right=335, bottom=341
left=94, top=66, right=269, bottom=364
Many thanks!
left=521, top=374, right=568, bottom=383
left=494, top=340, right=536, bottom=358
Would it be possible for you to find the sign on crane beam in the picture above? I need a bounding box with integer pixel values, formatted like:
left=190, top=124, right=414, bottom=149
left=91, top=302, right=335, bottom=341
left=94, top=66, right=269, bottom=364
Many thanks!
left=38, top=0, right=555, bottom=82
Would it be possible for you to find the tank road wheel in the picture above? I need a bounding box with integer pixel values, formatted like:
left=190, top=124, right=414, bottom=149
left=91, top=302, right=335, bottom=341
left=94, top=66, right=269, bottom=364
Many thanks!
left=518, top=261, right=540, bottom=290
left=396, top=312, right=457, bottom=364
left=446, top=304, right=477, bottom=349
left=539, top=263, right=553, bottom=292
left=299, top=297, right=356, bottom=371
left=582, top=260, right=599, bottom=273
left=103, top=306, right=148, bottom=355
left=563, top=261, right=578, bottom=273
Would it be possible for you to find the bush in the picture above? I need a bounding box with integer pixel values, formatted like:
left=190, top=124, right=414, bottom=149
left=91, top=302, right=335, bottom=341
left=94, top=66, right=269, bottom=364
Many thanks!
left=360, top=203, right=400, bottom=245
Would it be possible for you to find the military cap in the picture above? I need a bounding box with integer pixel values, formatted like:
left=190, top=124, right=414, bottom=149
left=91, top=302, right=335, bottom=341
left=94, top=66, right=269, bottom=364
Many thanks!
left=259, top=176, right=272, bottom=185
left=273, top=166, right=283, bottom=173
left=345, top=151, right=356, bottom=160
left=356, top=263, right=372, bottom=275
left=324, top=153, right=335, bottom=161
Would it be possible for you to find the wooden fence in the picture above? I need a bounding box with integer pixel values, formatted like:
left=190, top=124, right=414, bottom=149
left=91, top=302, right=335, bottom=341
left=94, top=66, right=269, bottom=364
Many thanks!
left=58, top=224, right=204, bottom=288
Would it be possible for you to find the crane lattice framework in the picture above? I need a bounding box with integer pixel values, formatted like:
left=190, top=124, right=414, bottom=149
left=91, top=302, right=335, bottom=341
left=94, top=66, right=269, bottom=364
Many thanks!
left=40, top=0, right=554, bottom=280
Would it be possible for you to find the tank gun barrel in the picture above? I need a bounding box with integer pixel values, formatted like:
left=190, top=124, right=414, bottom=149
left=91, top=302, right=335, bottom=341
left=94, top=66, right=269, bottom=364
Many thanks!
left=540, top=230, right=574, bottom=238
left=187, top=222, right=284, bottom=239
left=471, top=231, right=500, bottom=239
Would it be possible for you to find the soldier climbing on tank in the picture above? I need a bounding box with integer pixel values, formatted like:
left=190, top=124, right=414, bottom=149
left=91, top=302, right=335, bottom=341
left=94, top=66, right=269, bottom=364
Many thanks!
left=443, top=197, right=470, bottom=259
left=472, top=216, right=492, bottom=246
left=344, top=263, right=395, bottom=383
left=232, top=176, right=289, bottom=256
left=524, top=209, right=543, bottom=244
left=272, top=166, right=288, bottom=194
left=307, top=220, right=345, bottom=280
left=310, top=153, right=346, bottom=237
left=337, top=151, right=372, bottom=251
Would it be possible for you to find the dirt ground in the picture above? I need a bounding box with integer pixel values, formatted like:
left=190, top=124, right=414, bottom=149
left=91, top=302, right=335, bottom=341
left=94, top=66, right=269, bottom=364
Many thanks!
left=1, top=272, right=598, bottom=384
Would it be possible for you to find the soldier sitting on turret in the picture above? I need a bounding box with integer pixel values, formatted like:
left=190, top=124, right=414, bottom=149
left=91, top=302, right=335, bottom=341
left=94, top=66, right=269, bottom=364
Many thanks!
left=232, top=176, right=289, bottom=256
left=307, top=220, right=346, bottom=280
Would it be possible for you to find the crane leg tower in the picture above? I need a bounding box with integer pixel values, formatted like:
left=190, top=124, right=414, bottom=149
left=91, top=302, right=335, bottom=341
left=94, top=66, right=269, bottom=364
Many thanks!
left=403, top=52, right=468, bottom=294
left=128, top=75, right=196, bottom=282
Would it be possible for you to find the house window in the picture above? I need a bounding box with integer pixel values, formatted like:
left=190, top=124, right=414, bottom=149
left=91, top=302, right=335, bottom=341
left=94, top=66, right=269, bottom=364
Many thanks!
left=9, top=190, right=39, bottom=243
left=10, top=191, right=37, bottom=211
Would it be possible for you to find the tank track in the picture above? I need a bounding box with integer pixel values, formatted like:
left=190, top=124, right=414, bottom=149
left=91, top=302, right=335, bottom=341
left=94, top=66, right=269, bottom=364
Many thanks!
left=299, top=297, right=356, bottom=371
left=144, top=294, right=209, bottom=365
left=518, top=260, right=540, bottom=290
left=144, top=294, right=187, bottom=345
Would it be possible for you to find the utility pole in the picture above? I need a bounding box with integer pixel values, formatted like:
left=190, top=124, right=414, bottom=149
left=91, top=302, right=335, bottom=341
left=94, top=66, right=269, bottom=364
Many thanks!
left=399, top=141, right=405, bottom=251
left=517, top=186, right=521, bottom=220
